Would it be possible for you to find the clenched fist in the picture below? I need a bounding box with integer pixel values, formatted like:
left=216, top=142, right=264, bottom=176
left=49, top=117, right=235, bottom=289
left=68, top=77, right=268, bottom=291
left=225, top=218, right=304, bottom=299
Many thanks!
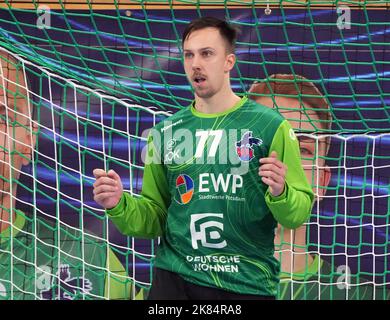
left=93, top=169, right=123, bottom=209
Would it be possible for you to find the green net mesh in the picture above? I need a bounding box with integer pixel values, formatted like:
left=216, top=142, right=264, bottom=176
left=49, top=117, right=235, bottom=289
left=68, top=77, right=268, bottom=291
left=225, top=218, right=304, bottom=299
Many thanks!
left=0, top=0, right=388, bottom=300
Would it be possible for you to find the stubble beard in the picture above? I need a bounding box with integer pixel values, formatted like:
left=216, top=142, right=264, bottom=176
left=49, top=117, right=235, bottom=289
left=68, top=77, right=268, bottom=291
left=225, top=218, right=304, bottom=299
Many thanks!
left=194, top=84, right=216, bottom=100
left=195, top=90, right=214, bottom=99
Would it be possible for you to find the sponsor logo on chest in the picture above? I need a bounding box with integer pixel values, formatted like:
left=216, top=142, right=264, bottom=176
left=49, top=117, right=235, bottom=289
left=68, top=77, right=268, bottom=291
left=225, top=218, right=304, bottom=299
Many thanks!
left=175, top=173, right=243, bottom=205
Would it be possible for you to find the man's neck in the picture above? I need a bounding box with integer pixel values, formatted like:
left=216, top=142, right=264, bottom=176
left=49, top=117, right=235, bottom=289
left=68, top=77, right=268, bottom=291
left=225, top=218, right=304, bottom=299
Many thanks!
left=0, top=193, right=15, bottom=233
left=194, top=89, right=241, bottom=114
left=274, top=227, right=314, bottom=274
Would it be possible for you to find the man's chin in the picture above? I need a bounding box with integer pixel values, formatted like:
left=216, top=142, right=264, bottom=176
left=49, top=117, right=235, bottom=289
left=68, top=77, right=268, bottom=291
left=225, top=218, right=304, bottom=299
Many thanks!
left=194, top=88, right=215, bottom=99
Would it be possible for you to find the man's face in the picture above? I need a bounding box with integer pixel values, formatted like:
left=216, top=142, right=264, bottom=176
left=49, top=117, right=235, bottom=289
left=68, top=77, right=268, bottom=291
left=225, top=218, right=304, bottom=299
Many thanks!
left=255, top=96, right=331, bottom=196
left=183, top=27, right=235, bottom=99
left=0, top=58, right=34, bottom=198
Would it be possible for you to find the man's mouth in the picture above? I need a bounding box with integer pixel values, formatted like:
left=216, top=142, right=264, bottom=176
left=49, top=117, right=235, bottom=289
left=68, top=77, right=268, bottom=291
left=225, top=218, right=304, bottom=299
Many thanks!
left=193, top=75, right=206, bottom=84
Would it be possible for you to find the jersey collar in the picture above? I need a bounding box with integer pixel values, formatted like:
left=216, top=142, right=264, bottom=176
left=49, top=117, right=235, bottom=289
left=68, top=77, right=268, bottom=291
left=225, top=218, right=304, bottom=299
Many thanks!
left=190, top=96, right=248, bottom=118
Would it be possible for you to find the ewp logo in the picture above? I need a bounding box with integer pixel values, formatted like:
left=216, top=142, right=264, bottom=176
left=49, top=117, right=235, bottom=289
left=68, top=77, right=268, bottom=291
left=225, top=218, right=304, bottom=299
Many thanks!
left=235, top=131, right=262, bottom=162
left=190, top=213, right=227, bottom=250
left=175, top=174, right=194, bottom=204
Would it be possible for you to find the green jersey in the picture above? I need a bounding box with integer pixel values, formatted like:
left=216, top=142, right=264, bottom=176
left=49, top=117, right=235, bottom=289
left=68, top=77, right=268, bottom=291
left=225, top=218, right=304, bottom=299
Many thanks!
left=108, top=97, right=314, bottom=296
left=278, top=255, right=390, bottom=300
left=0, top=210, right=133, bottom=300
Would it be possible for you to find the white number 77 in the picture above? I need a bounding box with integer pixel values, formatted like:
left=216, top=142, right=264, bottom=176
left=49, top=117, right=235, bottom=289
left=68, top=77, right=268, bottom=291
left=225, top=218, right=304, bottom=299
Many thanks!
left=195, top=130, right=223, bottom=158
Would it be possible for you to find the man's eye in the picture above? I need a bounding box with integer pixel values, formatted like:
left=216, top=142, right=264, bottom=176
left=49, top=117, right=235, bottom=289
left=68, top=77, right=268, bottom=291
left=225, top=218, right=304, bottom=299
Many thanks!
left=300, top=147, right=313, bottom=155
left=184, top=52, right=193, bottom=59
left=202, top=51, right=212, bottom=57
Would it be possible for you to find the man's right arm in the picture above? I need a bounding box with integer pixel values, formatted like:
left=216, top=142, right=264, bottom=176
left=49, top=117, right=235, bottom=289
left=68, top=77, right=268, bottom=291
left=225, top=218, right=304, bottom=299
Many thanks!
left=105, top=138, right=171, bottom=239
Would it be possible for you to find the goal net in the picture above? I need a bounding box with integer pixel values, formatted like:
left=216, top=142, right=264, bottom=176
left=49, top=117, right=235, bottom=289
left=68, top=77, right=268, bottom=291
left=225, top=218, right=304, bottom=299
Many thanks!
left=0, top=0, right=388, bottom=300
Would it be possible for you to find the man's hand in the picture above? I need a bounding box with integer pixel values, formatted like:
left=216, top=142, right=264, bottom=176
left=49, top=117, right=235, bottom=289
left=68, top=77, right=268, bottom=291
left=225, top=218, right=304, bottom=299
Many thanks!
left=93, top=169, right=123, bottom=209
left=258, top=151, right=287, bottom=197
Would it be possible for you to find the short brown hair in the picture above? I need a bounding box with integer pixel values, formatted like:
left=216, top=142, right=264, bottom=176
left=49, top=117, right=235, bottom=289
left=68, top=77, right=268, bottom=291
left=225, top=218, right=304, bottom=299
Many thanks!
left=182, top=17, right=238, bottom=54
left=248, top=74, right=332, bottom=132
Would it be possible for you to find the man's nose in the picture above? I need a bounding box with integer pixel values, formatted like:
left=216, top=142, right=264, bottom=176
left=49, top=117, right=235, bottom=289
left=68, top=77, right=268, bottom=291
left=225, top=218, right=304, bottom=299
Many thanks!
left=191, top=54, right=201, bottom=70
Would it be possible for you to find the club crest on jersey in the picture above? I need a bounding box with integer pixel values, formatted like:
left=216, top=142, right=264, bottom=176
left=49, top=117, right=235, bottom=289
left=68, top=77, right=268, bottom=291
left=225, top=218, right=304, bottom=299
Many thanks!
left=235, top=131, right=263, bottom=162
left=40, top=264, right=92, bottom=300
left=175, top=174, right=194, bottom=204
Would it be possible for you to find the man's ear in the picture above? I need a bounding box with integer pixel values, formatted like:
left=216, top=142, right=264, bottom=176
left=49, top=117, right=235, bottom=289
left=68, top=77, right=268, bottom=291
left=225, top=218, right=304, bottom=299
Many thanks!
left=318, top=166, right=331, bottom=198
left=224, top=53, right=236, bottom=73
left=21, top=122, right=37, bottom=166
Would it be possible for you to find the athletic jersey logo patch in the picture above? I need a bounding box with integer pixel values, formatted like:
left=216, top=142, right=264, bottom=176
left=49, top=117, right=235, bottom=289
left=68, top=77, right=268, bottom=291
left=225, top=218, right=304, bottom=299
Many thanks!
left=235, top=131, right=263, bottom=162
left=190, top=213, right=227, bottom=249
left=175, top=174, right=194, bottom=204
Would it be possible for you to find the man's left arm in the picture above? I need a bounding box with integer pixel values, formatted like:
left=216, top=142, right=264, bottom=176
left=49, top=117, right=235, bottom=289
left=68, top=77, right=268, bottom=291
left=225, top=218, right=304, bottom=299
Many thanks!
left=260, top=120, right=315, bottom=229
